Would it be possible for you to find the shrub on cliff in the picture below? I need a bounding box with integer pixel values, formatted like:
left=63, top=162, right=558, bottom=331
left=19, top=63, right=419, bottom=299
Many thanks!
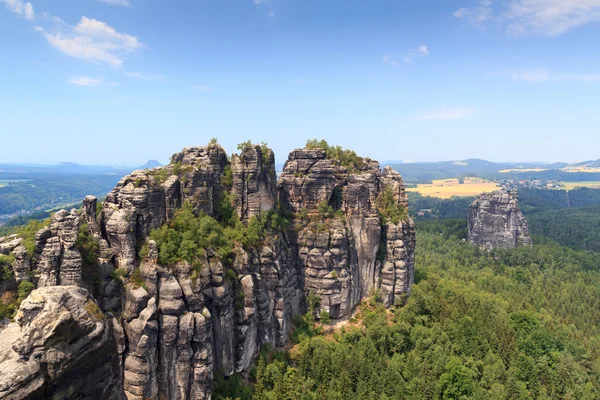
left=377, top=187, right=408, bottom=224
left=306, top=139, right=364, bottom=171
left=16, top=218, right=50, bottom=257
left=149, top=200, right=290, bottom=267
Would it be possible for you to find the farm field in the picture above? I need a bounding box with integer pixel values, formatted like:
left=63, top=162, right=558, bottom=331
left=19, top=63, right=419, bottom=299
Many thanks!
left=0, top=179, right=30, bottom=187
left=406, top=177, right=500, bottom=198
left=563, top=181, right=600, bottom=190
left=562, top=166, right=600, bottom=173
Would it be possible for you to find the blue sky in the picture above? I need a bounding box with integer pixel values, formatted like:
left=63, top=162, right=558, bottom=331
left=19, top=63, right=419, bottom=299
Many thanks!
left=1, top=0, right=600, bottom=165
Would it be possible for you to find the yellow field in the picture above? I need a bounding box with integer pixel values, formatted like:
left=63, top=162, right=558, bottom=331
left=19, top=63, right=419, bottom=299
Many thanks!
left=562, top=166, right=600, bottom=173
left=406, top=177, right=501, bottom=199
left=563, top=181, right=600, bottom=190
left=498, top=168, right=547, bottom=173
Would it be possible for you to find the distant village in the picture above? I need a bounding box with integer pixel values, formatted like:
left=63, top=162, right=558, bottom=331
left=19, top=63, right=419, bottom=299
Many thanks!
left=494, top=178, right=563, bottom=191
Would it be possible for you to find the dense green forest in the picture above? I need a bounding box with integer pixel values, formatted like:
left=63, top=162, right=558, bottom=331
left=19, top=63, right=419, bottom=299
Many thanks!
left=408, top=193, right=475, bottom=220
left=0, top=174, right=119, bottom=217
left=214, top=220, right=600, bottom=399
left=527, top=206, right=600, bottom=252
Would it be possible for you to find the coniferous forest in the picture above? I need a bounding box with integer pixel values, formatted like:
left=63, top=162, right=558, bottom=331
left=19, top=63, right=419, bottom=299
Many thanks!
left=214, top=219, right=600, bottom=400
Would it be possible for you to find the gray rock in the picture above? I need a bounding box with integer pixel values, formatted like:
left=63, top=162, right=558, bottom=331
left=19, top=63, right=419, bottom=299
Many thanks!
left=0, top=286, right=123, bottom=399
left=468, top=190, right=532, bottom=249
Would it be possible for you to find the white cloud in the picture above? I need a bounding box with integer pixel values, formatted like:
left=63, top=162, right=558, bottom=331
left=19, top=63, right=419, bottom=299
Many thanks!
left=254, top=0, right=268, bottom=4
left=41, top=12, right=64, bottom=24
left=506, top=0, right=600, bottom=35
left=38, top=16, right=142, bottom=69
left=68, top=76, right=103, bottom=86
left=418, top=106, right=477, bottom=120
left=73, top=17, right=141, bottom=51
left=268, top=10, right=274, bottom=18
left=403, top=45, right=431, bottom=62
left=0, top=0, right=34, bottom=20
left=509, top=68, right=600, bottom=82
left=194, top=86, right=213, bottom=91
left=453, top=0, right=493, bottom=28
left=455, top=0, right=600, bottom=35
left=98, top=0, right=131, bottom=6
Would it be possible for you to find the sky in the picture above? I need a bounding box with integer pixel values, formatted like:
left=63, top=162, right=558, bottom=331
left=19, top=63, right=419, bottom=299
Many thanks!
left=1, top=0, right=600, bottom=166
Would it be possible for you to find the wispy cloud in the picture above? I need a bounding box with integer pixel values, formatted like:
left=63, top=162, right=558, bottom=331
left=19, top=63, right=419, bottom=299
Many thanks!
left=98, top=0, right=131, bottom=6
left=453, top=0, right=493, bottom=29
left=125, top=71, right=163, bottom=81
left=418, top=106, right=477, bottom=120
left=194, top=86, right=213, bottom=92
left=403, top=45, right=430, bottom=62
left=41, top=11, right=64, bottom=24
left=68, top=76, right=103, bottom=86
left=382, top=54, right=398, bottom=67
left=509, top=68, right=600, bottom=82
left=268, top=10, right=274, bottom=18
left=506, top=0, right=600, bottom=36
left=383, top=46, right=429, bottom=66
left=254, top=0, right=268, bottom=4
left=0, top=0, right=34, bottom=20
left=38, top=16, right=142, bottom=68
left=455, top=0, right=600, bottom=35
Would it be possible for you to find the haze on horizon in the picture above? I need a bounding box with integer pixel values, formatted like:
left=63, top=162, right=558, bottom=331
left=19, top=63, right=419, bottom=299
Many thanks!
left=1, top=0, right=599, bottom=166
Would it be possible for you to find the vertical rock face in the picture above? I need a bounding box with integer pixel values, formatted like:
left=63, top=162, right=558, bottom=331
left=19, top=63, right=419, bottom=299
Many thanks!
left=231, top=145, right=277, bottom=221
left=468, top=190, right=532, bottom=249
left=278, top=149, right=416, bottom=317
left=0, top=142, right=415, bottom=399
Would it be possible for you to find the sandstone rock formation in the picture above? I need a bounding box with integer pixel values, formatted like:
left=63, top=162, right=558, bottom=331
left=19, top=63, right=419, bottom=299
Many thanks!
left=0, top=141, right=416, bottom=399
left=468, top=190, right=532, bottom=249
left=0, top=286, right=123, bottom=399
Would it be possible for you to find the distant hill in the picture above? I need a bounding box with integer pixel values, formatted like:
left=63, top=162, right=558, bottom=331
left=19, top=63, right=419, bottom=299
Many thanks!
left=386, top=159, right=599, bottom=182
left=139, top=160, right=162, bottom=169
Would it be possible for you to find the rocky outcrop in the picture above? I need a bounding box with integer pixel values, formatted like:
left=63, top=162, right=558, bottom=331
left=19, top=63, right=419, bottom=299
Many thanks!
left=231, top=144, right=277, bottom=221
left=37, top=210, right=83, bottom=287
left=0, top=142, right=415, bottom=399
left=0, top=286, right=123, bottom=399
left=468, top=190, right=532, bottom=249
left=279, top=149, right=415, bottom=316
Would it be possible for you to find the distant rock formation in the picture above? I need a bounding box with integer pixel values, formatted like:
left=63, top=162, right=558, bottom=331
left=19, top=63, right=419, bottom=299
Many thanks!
left=0, top=141, right=416, bottom=399
left=468, top=190, right=532, bottom=249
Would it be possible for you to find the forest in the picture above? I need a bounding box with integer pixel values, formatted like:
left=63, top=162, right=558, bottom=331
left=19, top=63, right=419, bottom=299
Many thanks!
left=0, top=174, right=119, bottom=217
left=214, top=220, right=600, bottom=399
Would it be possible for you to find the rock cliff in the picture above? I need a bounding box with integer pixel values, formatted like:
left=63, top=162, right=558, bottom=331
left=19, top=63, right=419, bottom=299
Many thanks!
left=0, top=141, right=415, bottom=399
left=468, top=190, right=532, bottom=249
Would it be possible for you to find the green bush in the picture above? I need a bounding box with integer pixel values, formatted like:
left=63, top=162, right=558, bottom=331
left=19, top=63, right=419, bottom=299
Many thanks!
left=76, top=223, right=99, bottom=266
left=110, top=268, right=128, bottom=282
left=17, top=280, right=34, bottom=302
left=237, top=140, right=253, bottom=151
left=377, top=187, right=408, bottom=225
left=221, top=165, right=233, bottom=189
left=0, top=254, right=15, bottom=281
left=306, top=139, right=364, bottom=171
left=16, top=218, right=50, bottom=258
